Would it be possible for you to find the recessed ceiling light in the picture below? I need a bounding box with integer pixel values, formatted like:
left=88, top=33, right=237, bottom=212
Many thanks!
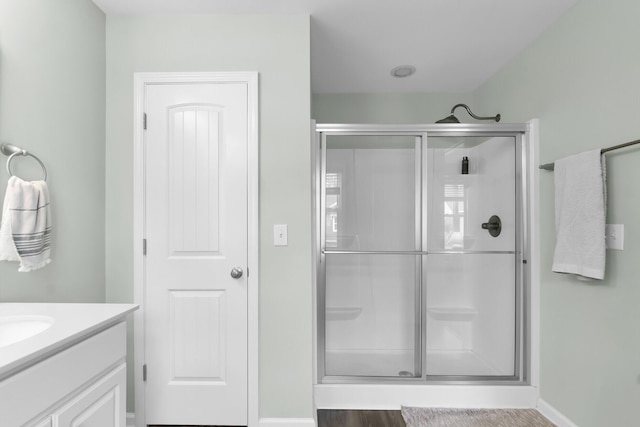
left=390, top=65, right=416, bottom=78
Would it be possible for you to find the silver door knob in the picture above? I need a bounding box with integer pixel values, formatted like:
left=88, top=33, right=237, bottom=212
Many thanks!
left=230, top=267, right=244, bottom=279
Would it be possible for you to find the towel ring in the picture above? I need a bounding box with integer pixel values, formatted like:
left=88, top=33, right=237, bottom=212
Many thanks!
left=6, top=150, right=48, bottom=181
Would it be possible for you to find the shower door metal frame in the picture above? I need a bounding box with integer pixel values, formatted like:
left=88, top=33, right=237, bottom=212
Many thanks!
left=423, top=131, right=525, bottom=384
left=318, top=130, right=426, bottom=383
left=315, top=123, right=530, bottom=386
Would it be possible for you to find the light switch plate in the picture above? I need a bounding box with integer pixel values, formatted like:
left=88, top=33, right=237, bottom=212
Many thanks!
left=274, top=224, right=288, bottom=246
left=605, top=224, right=624, bottom=250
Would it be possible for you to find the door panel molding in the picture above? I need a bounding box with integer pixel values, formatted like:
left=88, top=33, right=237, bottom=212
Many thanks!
left=133, top=72, right=259, bottom=427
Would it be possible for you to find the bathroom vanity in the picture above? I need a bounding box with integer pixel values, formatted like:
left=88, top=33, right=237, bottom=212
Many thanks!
left=0, top=303, right=137, bottom=426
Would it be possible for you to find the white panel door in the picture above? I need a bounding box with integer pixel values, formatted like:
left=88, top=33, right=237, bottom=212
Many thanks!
left=144, top=82, right=248, bottom=425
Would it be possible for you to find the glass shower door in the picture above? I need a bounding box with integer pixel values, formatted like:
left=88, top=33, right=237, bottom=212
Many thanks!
left=321, top=135, right=423, bottom=378
left=425, top=135, right=519, bottom=378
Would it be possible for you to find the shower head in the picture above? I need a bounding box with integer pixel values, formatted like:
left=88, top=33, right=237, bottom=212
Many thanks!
left=435, top=114, right=460, bottom=124
left=436, top=103, right=501, bottom=123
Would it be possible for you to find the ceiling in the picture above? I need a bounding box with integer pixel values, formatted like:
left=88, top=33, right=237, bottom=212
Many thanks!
left=92, top=0, right=579, bottom=94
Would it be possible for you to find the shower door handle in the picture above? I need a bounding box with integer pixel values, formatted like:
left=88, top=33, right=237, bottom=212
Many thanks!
left=230, top=267, right=244, bottom=279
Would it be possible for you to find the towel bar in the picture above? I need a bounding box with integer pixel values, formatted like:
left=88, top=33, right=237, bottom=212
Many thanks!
left=1, top=143, right=48, bottom=181
left=539, top=138, right=640, bottom=171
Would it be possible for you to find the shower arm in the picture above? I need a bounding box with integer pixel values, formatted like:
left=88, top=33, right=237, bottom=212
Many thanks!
left=451, top=104, right=501, bottom=122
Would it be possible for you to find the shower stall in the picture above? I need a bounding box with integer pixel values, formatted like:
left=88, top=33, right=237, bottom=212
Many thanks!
left=313, top=123, right=540, bottom=408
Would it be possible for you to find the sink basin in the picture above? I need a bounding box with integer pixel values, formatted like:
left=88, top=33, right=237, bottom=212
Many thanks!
left=0, top=315, right=54, bottom=348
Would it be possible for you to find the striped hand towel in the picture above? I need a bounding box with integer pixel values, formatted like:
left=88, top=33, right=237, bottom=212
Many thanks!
left=0, top=176, right=52, bottom=272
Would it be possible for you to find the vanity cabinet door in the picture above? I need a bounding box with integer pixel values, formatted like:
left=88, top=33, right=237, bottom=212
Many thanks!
left=53, top=363, right=126, bottom=427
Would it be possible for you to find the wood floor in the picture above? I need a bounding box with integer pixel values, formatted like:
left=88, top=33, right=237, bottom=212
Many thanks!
left=317, top=410, right=405, bottom=427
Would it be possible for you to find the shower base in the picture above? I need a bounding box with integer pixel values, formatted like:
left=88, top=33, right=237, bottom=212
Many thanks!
left=314, top=382, right=538, bottom=410
left=317, top=349, right=533, bottom=411
left=324, top=349, right=501, bottom=378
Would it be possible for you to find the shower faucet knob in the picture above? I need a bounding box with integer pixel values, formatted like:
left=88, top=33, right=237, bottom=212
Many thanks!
left=481, top=215, right=502, bottom=237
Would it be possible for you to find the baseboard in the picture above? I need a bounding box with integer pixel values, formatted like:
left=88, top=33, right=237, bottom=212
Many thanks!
left=259, top=418, right=316, bottom=427
left=537, top=399, right=579, bottom=427
left=128, top=413, right=315, bottom=427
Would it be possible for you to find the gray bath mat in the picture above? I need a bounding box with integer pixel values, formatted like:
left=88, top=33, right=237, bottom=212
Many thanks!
left=401, top=407, right=557, bottom=427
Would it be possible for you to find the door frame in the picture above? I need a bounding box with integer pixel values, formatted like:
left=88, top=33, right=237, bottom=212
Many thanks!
left=132, top=72, right=259, bottom=427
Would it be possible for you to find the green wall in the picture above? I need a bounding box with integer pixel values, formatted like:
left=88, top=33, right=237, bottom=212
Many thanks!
left=0, top=0, right=106, bottom=302
left=474, top=0, right=640, bottom=425
left=105, top=15, right=313, bottom=418
left=313, top=93, right=463, bottom=123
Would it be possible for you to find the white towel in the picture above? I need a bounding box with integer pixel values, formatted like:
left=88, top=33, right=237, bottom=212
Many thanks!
left=552, top=149, right=606, bottom=280
left=0, top=176, right=52, bottom=272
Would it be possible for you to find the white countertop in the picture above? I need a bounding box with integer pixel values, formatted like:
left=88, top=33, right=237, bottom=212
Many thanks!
left=0, top=303, right=138, bottom=380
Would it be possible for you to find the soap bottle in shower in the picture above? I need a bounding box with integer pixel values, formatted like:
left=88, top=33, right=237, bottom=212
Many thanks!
left=462, top=156, right=469, bottom=174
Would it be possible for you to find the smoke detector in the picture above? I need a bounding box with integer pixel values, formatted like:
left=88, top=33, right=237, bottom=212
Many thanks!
left=390, top=65, right=416, bottom=78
